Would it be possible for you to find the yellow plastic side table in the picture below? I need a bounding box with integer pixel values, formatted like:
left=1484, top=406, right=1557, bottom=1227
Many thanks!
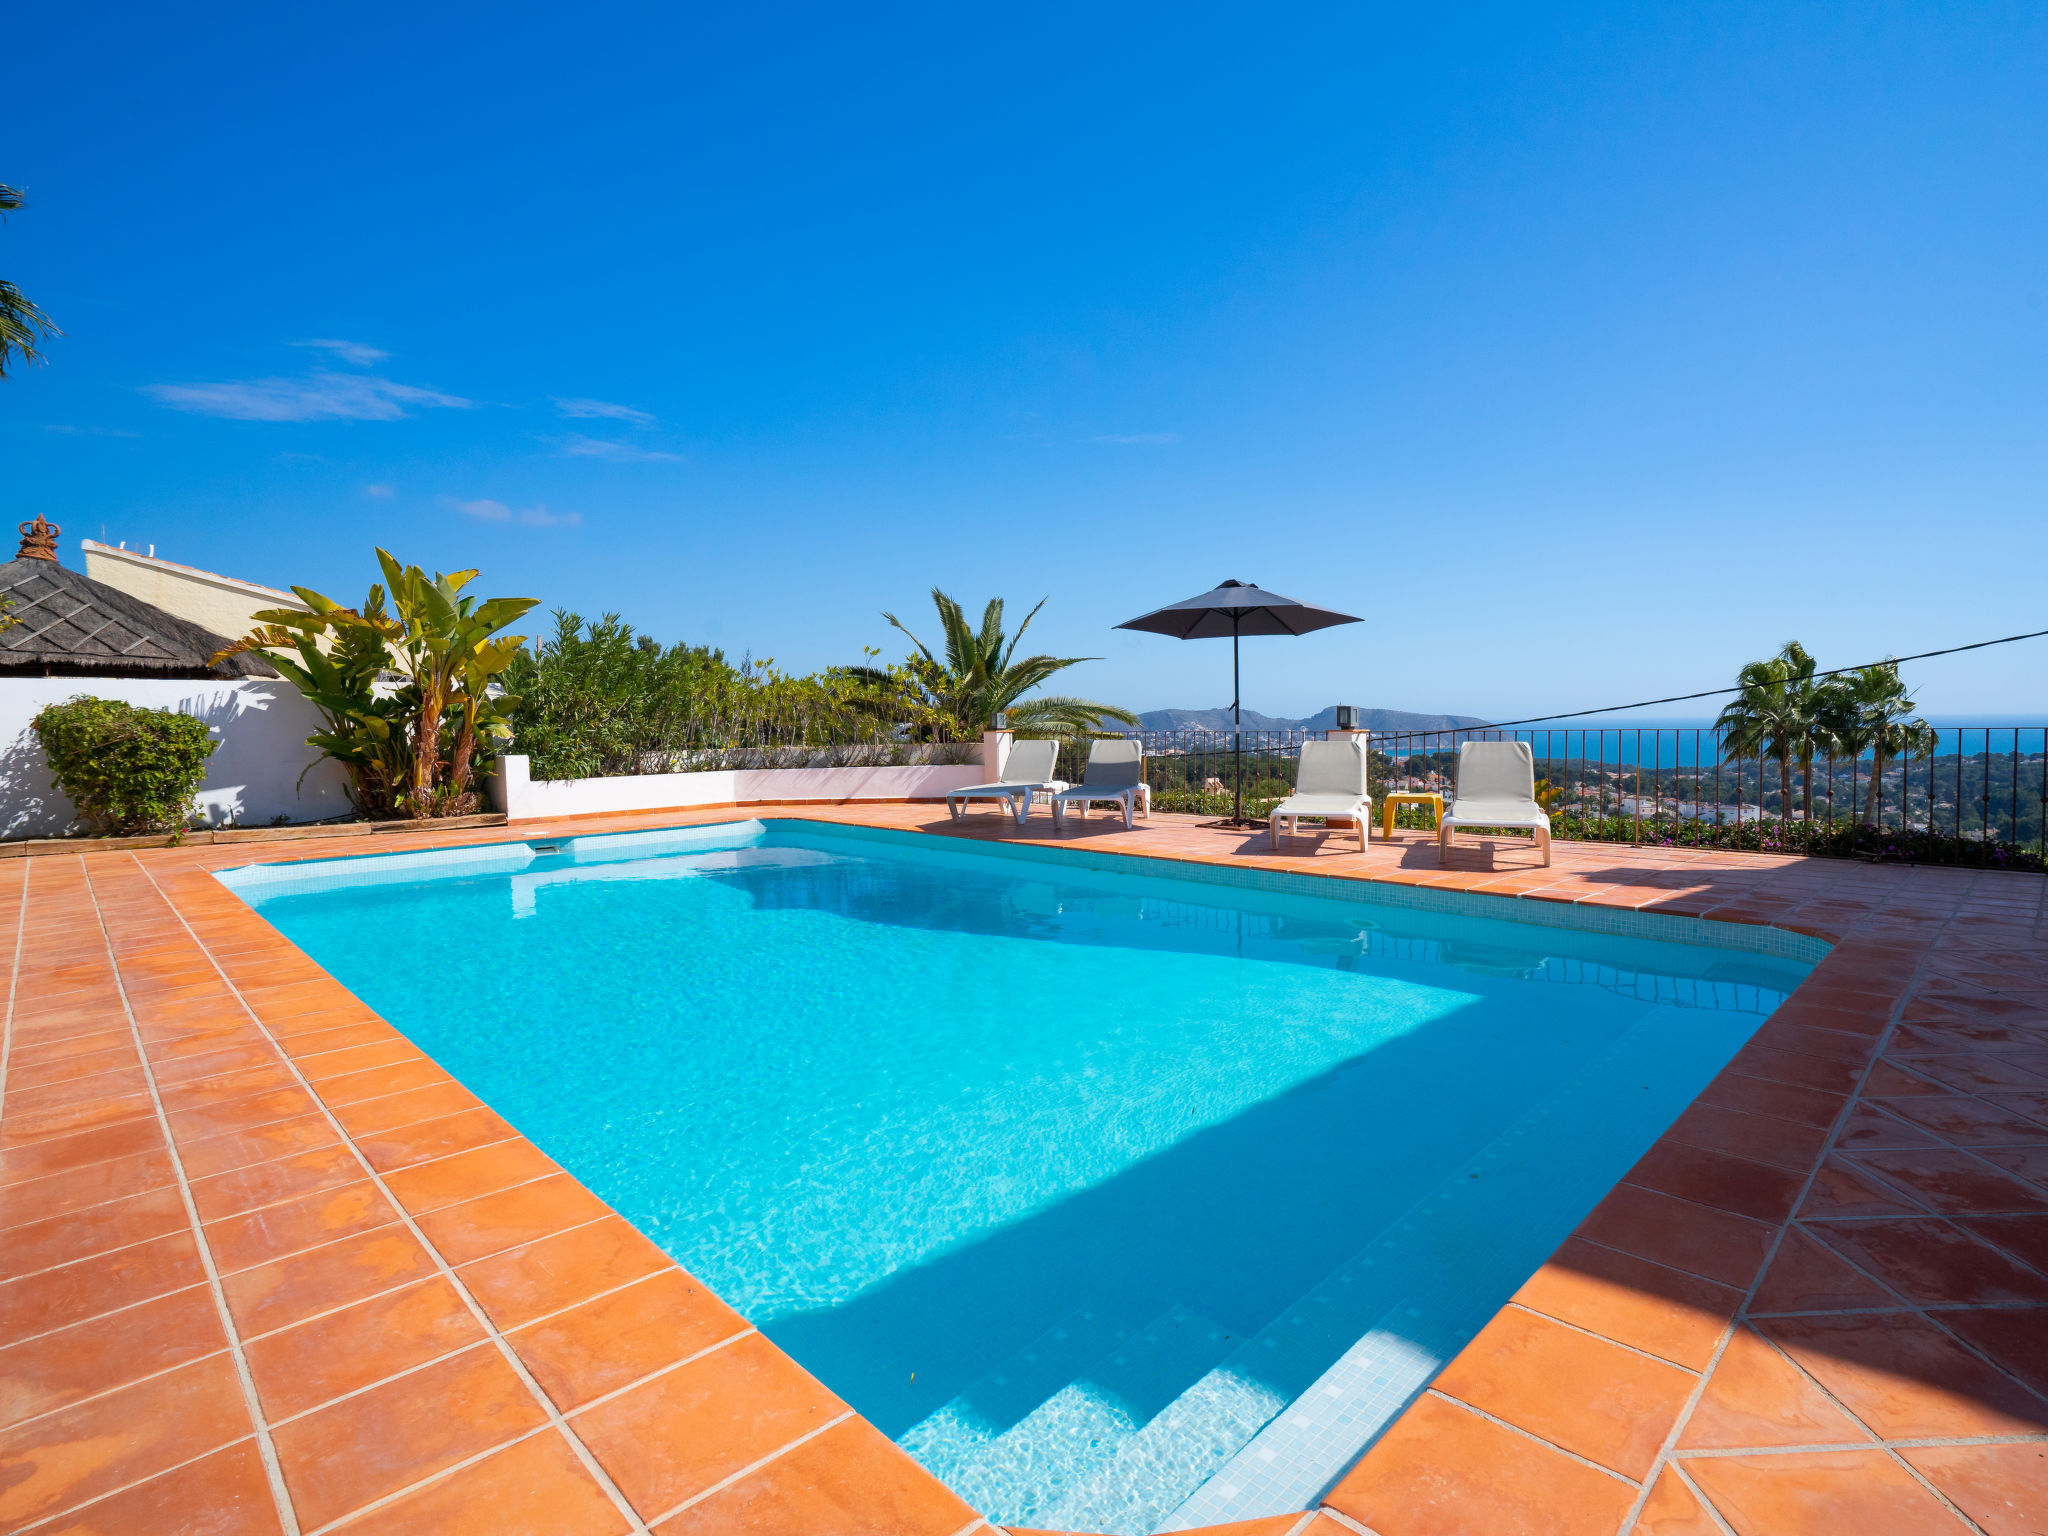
left=1381, top=791, right=1445, bottom=840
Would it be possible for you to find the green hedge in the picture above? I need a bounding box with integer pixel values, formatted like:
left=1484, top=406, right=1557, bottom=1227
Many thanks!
left=31, top=696, right=216, bottom=837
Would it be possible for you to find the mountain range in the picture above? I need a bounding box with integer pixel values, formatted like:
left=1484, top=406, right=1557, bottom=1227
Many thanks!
left=1135, top=705, right=1491, bottom=733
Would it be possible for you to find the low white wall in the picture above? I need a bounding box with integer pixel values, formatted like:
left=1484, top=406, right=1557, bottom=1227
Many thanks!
left=489, top=754, right=989, bottom=821
left=0, top=677, right=352, bottom=838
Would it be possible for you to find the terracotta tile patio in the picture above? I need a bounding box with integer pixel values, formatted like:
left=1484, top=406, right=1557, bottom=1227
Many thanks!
left=1, top=804, right=2044, bottom=1534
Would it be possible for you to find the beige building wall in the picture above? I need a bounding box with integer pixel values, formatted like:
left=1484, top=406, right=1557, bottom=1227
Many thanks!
left=80, top=539, right=308, bottom=643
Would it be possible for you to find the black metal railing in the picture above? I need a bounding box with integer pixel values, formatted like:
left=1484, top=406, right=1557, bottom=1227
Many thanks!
left=1096, top=724, right=2047, bottom=871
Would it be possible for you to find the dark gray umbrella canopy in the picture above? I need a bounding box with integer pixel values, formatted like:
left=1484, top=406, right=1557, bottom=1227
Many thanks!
left=1116, top=579, right=1360, bottom=639
left=1116, top=579, right=1361, bottom=825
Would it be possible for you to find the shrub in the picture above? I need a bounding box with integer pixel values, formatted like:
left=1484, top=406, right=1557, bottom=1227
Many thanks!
left=31, top=696, right=216, bottom=836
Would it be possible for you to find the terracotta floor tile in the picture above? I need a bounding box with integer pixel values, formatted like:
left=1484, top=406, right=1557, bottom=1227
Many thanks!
left=653, top=1413, right=976, bottom=1535
left=1937, top=1306, right=2048, bottom=1399
left=1913, top=1053, right=2048, bottom=1094
left=5, top=1045, right=141, bottom=1091
left=1977, top=1142, right=2048, bottom=1190
left=353, top=1106, right=522, bottom=1174
left=1682, top=1447, right=1980, bottom=1536
left=27, top=1437, right=284, bottom=1536
left=459, top=1215, right=673, bottom=1333
left=1851, top=1149, right=2048, bottom=1215
left=1697, top=1071, right=1848, bottom=1129
left=510, top=1268, right=749, bottom=1413
left=4, top=1066, right=149, bottom=1116
left=0, top=1185, right=189, bottom=1282
left=279, top=1020, right=409, bottom=1058
left=1429, top=1305, right=1695, bottom=1479
left=0, top=1118, right=165, bottom=1191
left=0, top=1091, right=156, bottom=1150
left=1807, top=1217, right=2048, bottom=1306
left=177, top=1113, right=342, bottom=1181
left=1899, top=1441, right=2048, bottom=1536
left=1666, top=1101, right=1832, bottom=1171
left=296, top=1039, right=425, bottom=1083
left=1864, top=1060, right=1953, bottom=1096
left=414, top=1172, right=614, bottom=1266
left=1748, top=1228, right=1902, bottom=1314
left=1883, top=1094, right=2048, bottom=1147
left=1959, top=1214, right=2048, bottom=1274
left=1321, top=1390, right=1637, bottom=1536
left=0, top=1281, right=226, bottom=1427
left=1835, top=1103, right=1946, bottom=1152
left=186, top=1142, right=364, bottom=1223
left=1625, top=1140, right=1806, bottom=1224
left=330, top=1079, right=486, bottom=1138
left=311, top=1057, right=453, bottom=1107
left=1574, top=1183, right=1777, bottom=1289
left=1633, top=1466, right=1724, bottom=1536
left=1985, top=1089, right=2048, bottom=1131
left=382, top=1138, right=562, bottom=1215
left=1759, top=1310, right=2048, bottom=1439
left=155, top=1063, right=303, bottom=1114
left=165, top=1086, right=321, bottom=1143
left=573, top=1330, right=845, bottom=1519
left=1799, top=1157, right=1932, bottom=1218
left=220, top=1222, right=440, bottom=1337
left=1678, top=1325, right=1872, bottom=1450
left=0, top=1231, right=205, bottom=1348
left=338, top=1428, right=628, bottom=1536
left=204, top=1179, right=400, bottom=1274
left=0, top=1353, right=254, bottom=1530
left=0, top=1149, right=174, bottom=1233
left=271, top=1342, right=549, bottom=1529
left=245, top=1275, right=487, bottom=1421
left=1509, top=1236, right=1742, bottom=1371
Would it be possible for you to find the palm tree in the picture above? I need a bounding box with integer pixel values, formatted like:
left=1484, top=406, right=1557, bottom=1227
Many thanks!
left=869, top=589, right=1137, bottom=738
left=1716, top=650, right=1806, bottom=829
left=1778, top=641, right=1827, bottom=827
left=1, top=185, right=61, bottom=376
left=1826, top=662, right=1936, bottom=826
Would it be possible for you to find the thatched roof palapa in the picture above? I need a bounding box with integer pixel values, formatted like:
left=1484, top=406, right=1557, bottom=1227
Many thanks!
left=0, top=518, right=277, bottom=680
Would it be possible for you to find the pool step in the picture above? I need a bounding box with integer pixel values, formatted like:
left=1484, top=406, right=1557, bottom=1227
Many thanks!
left=898, top=1306, right=1132, bottom=1485
left=1164, top=999, right=1763, bottom=1529
left=942, top=1305, right=1237, bottom=1528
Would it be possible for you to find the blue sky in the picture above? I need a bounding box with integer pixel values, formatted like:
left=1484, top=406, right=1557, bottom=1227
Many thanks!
left=9, top=4, right=2045, bottom=719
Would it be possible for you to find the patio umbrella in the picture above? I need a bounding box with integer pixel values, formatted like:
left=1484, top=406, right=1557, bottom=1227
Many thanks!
left=1116, top=579, right=1361, bottom=826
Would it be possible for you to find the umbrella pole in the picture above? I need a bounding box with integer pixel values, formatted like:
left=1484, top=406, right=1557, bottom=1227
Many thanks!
left=1232, top=620, right=1242, bottom=823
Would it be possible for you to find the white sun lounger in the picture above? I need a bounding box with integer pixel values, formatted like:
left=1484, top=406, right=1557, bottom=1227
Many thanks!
left=945, top=738, right=1068, bottom=825
left=1440, top=740, right=1552, bottom=866
left=1268, top=737, right=1372, bottom=851
left=1050, top=739, right=1146, bottom=832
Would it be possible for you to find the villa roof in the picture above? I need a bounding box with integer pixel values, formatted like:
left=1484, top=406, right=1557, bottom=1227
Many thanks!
left=0, top=517, right=277, bottom=680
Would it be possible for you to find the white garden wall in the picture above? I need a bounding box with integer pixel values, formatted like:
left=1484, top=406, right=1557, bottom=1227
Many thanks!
left=489, top=753, right=989, bottom=821
left=0, top=677, right=351, bottom=838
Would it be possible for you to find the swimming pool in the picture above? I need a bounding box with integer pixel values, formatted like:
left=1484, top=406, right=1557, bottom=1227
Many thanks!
left=221, top=819, right=1819, bottom=1532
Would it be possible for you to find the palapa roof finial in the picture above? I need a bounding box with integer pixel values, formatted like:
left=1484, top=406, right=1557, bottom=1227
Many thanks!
left=16, top=515, right=60, bottom=562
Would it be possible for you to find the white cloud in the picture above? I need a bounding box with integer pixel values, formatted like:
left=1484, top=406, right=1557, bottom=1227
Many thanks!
left=453, top=497, right=581, bottom=528
left=145, top=372, right=473, bottom=422
left=1091, top=432, right=1181, bottom=445
left=293, top=339, right=390, bottom=367
left=560, top=434, right=680, bottom=463
left=553, top=396, right=655, bottom=426
left=365, top=483, right=396, bottom=498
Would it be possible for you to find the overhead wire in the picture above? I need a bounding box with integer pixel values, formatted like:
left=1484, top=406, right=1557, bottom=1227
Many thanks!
left=1468, top=624, right=2048, bottom=732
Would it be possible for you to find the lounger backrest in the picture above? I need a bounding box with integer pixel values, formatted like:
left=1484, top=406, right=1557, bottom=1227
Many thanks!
left=1002, top=738, right=1060, bottom=783
left=1456, top=740, right=1536, bottom=804
left=1296, top=737, right=1368, bottom=797
left=1081, top=737, right=1144, bottom=788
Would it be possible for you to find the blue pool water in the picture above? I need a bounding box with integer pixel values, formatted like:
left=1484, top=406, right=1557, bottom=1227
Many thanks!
left=221, top=820, right=1816, bottom=1532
